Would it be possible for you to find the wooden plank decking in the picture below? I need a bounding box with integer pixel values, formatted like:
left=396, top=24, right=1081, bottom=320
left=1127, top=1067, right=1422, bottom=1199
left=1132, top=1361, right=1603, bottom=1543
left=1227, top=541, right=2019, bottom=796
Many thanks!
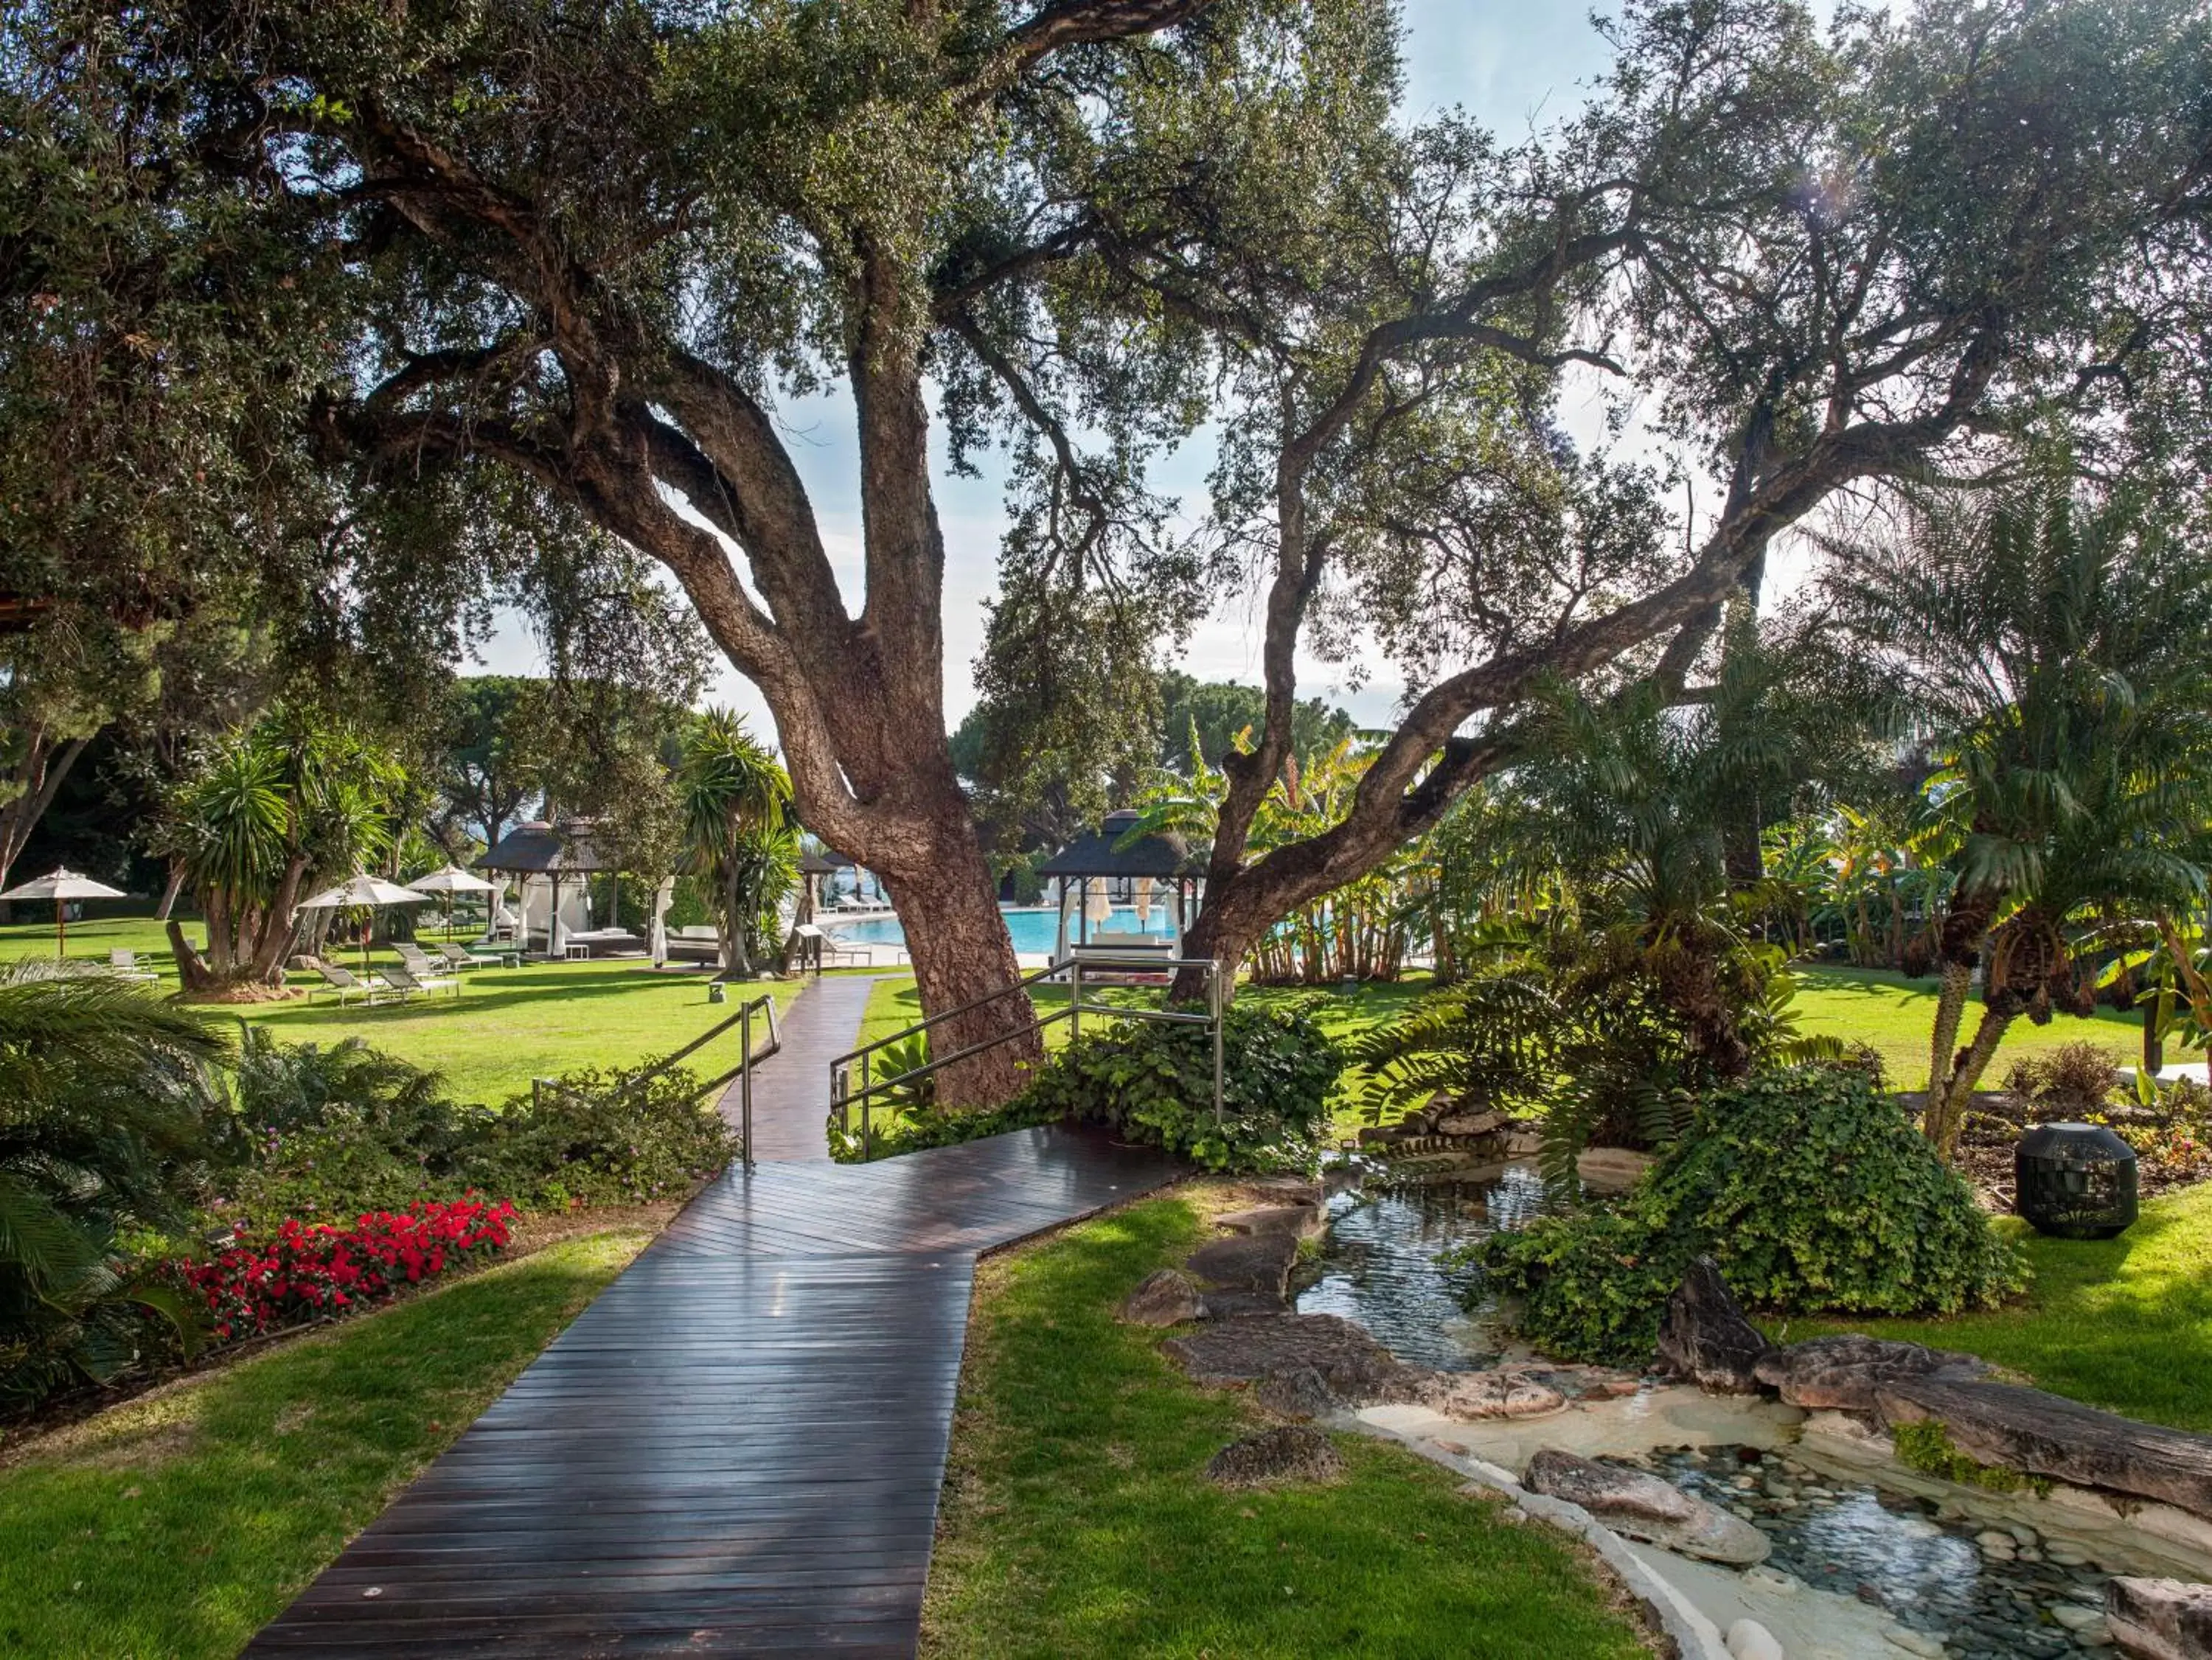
left=245, top=974, right=1183, bottom=1657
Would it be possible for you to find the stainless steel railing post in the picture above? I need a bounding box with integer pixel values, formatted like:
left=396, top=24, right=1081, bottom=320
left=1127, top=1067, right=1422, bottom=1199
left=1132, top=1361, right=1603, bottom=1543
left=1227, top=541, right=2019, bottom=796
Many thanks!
left=1210, top=958, right=1227, bottom=1125
left=741, top=1001, right=755, bottom=1174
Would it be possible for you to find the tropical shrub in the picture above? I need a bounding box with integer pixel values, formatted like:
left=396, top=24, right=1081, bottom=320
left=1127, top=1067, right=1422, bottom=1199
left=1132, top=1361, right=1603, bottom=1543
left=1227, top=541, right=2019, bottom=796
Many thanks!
left=1351, top=932, right=1837, bottom=1187
left=219, top=1028, right=476, bottom=1224
left=473, top=1065, right=741, bottom=1207
left=174, top=1197, right=515, bottom=1343
left=220, top=1033, right=737, bottom=1219
left=2001, top=1042, right=2120, bottom=1119
left=827, top=999, right=1343, bottom=1169
left=0, top=969, right=227, bottom=1409
left=1018, top=1000, right=1342, bottom=1172
left=1473, top=1066, right=2025, bottom=1366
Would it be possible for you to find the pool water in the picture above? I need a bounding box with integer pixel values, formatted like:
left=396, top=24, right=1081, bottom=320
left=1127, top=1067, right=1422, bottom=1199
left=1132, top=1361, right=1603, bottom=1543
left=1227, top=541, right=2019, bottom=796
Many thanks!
left=825, top=904, right=1172, bottom=953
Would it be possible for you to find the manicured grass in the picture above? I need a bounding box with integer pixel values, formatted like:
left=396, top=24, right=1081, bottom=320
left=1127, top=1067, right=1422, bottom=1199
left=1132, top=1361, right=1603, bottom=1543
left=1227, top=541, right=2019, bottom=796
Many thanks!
left=1770, top=1181, right=2212, bottom=1435
left=922, top=1193, right=1650, bottom=1659
left=0, top=1227, right=653, bottom=1660
left=1791, top=964, right=2166, bottom=1092
left=0, top=911, right=797, bottom=1106
left=232, top=959, right=796, bottom=1105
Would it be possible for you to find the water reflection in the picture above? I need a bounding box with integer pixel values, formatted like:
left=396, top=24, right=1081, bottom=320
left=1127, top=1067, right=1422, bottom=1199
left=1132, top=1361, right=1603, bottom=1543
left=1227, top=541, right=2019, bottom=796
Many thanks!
left=1293, top=1161, right=1549, bottom=1370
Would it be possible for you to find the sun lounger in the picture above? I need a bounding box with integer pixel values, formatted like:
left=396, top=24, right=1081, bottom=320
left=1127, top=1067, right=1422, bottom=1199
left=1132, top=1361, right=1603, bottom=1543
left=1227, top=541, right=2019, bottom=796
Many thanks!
left=107, top=949, right=161, bottom=984
left=394, top=942, right=444, bottom=976
left=436, top=943, right=497, bottom=971
left=304, top=959, right=381, bottom=1007
left=375, top=961, right=459, bottom=1001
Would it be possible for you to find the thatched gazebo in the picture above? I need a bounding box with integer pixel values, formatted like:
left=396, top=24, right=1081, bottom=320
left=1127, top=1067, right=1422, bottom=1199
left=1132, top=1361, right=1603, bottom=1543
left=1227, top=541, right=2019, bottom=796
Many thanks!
left=1035, top=809, right=1201, bottom=958
left=477, top=820, right=608, bottom=957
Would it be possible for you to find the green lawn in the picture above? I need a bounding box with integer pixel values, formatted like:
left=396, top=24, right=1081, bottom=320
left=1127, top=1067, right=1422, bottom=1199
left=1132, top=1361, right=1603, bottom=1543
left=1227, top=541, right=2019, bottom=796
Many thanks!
left=1791, top=963, right=2166, bottom=1092
left=0, top=912, right=799, bottom=1105
left=1768, top=1181, right=2212, bottom=1435
left=0, top=1226, right=653, bottom=1660
left=923, top=1193, right=1651, bottom=1659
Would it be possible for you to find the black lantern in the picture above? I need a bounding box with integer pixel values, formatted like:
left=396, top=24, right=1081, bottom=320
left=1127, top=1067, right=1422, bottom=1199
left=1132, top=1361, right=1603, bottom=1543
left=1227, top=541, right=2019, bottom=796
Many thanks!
left=2015, top=1123, right=2139, bottom=1240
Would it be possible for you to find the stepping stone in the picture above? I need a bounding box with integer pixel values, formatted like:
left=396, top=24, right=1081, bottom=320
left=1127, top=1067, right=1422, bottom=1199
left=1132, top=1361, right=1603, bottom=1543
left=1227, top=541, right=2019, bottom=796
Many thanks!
left=1185, top=1230, right=1299, bottom=1303
left=1119, top=1268, right=1205, bottom=1327
left=1205, top=1425, right=1344, bottom=1487
left=1215, top=1202, right=1324, bottom=1238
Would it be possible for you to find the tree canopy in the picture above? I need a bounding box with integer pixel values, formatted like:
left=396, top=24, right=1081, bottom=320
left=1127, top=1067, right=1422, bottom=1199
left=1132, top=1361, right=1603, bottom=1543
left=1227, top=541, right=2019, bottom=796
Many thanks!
left=10, top=0, right=2210, bottom=1092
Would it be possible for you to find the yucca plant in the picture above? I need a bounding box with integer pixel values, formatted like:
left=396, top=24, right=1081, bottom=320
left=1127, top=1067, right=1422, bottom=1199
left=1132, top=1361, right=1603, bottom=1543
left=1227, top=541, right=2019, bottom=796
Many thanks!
left=0, top=966, right=228, bottom=1409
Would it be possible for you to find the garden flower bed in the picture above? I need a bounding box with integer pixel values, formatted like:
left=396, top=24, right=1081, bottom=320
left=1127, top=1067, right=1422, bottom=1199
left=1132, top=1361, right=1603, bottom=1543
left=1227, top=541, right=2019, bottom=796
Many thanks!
left=173, top=1197, right=518, bottom=1344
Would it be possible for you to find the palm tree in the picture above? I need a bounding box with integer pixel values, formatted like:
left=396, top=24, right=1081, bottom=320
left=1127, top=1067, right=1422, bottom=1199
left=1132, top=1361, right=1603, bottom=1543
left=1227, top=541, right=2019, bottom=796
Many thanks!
left=158, top=710, right=404, bottom=995
left=678, top=711, right=796, bottom=978
left=1826, top=479, right=2212, bottom=1157
left=0, top=967, right=226, bottom=1406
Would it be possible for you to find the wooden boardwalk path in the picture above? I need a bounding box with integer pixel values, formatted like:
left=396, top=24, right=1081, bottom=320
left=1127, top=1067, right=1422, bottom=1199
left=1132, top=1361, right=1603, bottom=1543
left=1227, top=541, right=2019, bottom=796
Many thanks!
left=246, top=974, right=1183, bottom=1657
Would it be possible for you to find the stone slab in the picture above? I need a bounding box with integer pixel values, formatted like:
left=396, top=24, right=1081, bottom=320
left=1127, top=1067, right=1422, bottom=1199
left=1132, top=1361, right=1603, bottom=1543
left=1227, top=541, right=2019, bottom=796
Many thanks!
left=1877, top=1377, right=2212, bottom=1521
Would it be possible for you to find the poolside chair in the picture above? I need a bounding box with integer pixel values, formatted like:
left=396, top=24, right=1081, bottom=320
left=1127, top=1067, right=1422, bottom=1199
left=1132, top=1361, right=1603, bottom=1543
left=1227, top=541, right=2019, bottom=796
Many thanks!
left=304, top=959, right=381, bottom=1008
left=375, top=961, right=459, bottom=1002
left=107, top=948, right=161, bottom=984
left=394, top=941, right=444, bottom=977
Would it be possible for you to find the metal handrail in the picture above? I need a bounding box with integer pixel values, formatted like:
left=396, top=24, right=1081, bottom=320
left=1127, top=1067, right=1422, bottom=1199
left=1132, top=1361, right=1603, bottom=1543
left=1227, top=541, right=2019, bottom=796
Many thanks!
left=532, top=991, right=782, bottom=1173
left=829, top=954, right=1228, bottom=1160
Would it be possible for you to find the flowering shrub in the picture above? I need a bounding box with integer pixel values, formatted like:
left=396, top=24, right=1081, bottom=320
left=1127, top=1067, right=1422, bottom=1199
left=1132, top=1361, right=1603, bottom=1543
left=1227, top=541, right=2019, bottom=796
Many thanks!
left=175, top=1197, right=516, bottom=1343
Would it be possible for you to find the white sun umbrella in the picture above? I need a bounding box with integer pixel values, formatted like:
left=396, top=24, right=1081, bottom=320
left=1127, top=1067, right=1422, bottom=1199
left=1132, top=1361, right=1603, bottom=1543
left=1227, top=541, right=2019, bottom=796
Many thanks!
left=404, top=864, right=498, bottom=938
left=0, top=866, right=128, bottom=959
left=296, top=872, right=431, bottom=972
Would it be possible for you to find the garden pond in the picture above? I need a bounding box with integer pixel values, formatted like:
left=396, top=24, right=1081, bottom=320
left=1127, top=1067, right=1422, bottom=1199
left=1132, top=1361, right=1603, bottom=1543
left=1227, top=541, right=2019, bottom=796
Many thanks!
left=1297, top=1157, right=2205, bottom=1659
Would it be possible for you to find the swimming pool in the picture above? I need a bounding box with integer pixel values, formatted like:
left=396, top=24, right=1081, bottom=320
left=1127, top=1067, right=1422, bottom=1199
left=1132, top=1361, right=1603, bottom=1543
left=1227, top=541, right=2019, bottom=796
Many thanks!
left=825, top=904, right=1172, bottom=954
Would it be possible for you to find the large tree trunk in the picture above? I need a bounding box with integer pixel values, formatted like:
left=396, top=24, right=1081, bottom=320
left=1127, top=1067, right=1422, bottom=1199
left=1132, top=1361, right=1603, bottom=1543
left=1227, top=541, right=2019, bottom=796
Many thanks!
left=0, top=730, right=91, bottom=890
left=874, top=840, right=1041, bottom=1106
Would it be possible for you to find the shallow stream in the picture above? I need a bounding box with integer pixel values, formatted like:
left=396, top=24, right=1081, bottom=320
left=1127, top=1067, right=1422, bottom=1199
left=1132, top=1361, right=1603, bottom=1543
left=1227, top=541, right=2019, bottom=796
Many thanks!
left=1292, top=1160, right=1545, bottom=1369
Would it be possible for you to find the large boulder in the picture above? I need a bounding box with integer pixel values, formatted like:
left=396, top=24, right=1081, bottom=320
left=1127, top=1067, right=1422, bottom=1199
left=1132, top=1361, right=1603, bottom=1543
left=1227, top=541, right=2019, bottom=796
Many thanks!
left=1653, top=1258, right=1775, bottom=1393
left=1436, top=1109, right=1509, bottom=1139
left=1417, top=1370, right=1569, bottom=1420
left=1183, top=1230, right=1301, bottom=1311
left=1118, top=1268, right=1206, bottom=1328
left=1205, top=1425, right=1345, bottom=1487
left=1163, top=1313, right=1428, bottom=1406
left=1876, top=1377, right=2212, bottom=1521
left=2104, top=1576, right=2212, bottom=1660
left=1753, top=1334, right=1988, bottom=1410
left=1522, top=1449, right=1770, bottom=1565
left=1216, top=1202, right=1325, bottom=1239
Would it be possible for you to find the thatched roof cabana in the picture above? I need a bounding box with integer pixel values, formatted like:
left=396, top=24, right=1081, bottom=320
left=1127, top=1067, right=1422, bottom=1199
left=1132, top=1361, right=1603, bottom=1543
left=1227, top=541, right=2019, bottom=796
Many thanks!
left=1036, top=809, right=1196, bottom=880
left=476, top=820, right=608, bottom=875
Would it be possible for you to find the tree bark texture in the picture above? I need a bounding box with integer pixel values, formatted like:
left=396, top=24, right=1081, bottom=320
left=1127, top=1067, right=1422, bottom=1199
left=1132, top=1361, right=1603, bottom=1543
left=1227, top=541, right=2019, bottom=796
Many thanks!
left=0, top=730, right=89, bottom=891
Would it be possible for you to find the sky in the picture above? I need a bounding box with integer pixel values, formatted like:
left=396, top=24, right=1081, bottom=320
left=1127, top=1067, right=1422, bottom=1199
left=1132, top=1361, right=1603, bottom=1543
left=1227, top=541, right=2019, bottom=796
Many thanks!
left=467, top=1, right=1632, bottom=739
